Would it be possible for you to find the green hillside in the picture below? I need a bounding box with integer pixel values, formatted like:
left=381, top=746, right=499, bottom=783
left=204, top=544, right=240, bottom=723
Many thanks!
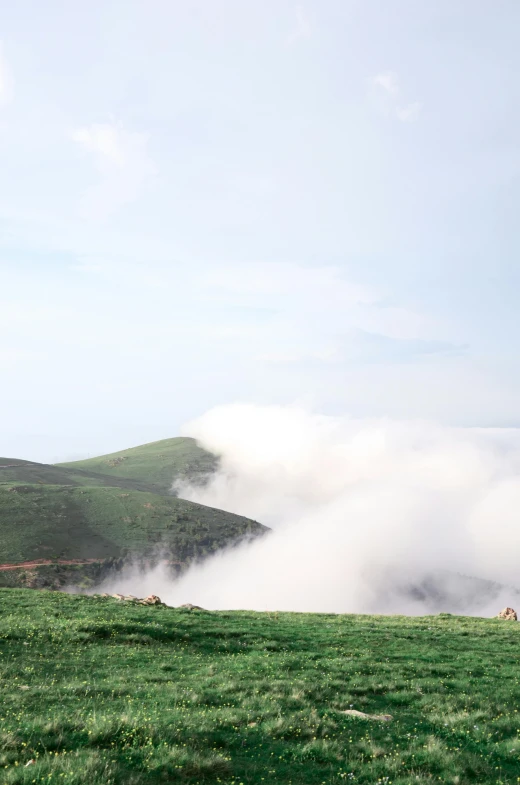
left=0, top=447, right=266, bottom=590
left=0, top=483, right=264, bottom=565
left=57, top=437, right=217, bottom=494
left=1, top=590, right=520, bottom=785
left=0, top=458, right=161, bottom=495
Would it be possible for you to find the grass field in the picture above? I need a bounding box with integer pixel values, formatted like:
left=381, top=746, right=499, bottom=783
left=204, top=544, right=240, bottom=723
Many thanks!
left=1, top=590, right=519, bottom=784
left=57, top=438, right=217, bottom=495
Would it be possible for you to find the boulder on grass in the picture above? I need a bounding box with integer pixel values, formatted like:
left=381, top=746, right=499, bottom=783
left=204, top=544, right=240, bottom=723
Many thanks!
left=111, top=592, right=166, bottom=606
left=140, top=594, right=162, bottom=606
left=342, top=709, right=393, bottom=722
left=497, top=607, right=517, bottom=621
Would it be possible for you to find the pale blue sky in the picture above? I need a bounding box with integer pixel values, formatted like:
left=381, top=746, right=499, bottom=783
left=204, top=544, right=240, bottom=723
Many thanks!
left=1, top=0, right=519, bottom=461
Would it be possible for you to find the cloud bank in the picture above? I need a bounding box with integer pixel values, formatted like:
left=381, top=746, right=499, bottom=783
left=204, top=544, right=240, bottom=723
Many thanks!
left=104, top=404, right=520, bottom=615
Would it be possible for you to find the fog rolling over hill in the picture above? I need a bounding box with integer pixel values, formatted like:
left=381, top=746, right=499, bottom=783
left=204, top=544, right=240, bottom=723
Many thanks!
left=113, top=403, right=520, bottom=616
left=4, top=410, right=520, bottom=615
left=0, top=443, right=266, bottom=591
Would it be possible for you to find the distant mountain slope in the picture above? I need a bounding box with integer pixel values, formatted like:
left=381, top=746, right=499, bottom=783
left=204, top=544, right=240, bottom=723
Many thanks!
left=0, top=482, right=265, bottom=566
left=0, top=445, right=266, bottom=591
left=57, top=437, right=216, bottom=494
left=0, top=458, right=161, bottom=494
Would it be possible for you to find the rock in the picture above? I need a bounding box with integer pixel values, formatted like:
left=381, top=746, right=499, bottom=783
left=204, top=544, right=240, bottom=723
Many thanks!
left=143, top=594, right=162, bottom=605
left=342, top=709, right=393, bottom=722
left=178, top=603, right=204, bottom=610
left=497, top=607, right=517, bottom=621
left=137, top=595, right=164, bottom=606
left=111, top=592, right=166, bottom=606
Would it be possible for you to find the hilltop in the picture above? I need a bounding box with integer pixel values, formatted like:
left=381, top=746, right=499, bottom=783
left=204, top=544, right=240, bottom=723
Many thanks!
left=1, top=589, right=519, bottom=784
left=57, top=436, right=217, bottom=495
left=0, top=457, right=162, bottom=494
left=0, top=440, right=265, bottom=590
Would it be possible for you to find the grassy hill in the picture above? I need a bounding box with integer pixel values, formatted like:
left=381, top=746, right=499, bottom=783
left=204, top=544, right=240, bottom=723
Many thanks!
left=0, top=458, right=162, bottom=495
left=0, top=483, right=265, bottom=563
left=1, top=590, right=520, bottom=785
left=57, top=437, right=217, bottom=495
left=0, top=446, right=265, bottom=590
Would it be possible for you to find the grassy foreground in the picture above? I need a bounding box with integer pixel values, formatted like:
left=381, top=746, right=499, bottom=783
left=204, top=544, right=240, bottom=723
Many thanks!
left=1, top=591, right=519, bottom=785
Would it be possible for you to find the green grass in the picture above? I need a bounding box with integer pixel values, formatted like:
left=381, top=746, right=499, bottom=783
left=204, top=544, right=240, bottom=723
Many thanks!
left=57, top=437, right=217, bottom=495
left=1, top=591, right=519, bottom=785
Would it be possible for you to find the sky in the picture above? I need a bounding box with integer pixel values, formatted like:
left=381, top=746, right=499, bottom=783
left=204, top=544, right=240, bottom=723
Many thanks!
left=1, top=0, right=520, bottom=462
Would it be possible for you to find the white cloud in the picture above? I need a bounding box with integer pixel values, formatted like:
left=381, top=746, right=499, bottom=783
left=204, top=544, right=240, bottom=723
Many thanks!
left=201, top=261, right=432, bottom=343
left=370, top=71, right=422, bottom=123
left=72, top=123, right=156, bottom=220
left=70, top=262, right=104, bottom=274
left=287, top=6, right=311, bottom=46
left=260, top=346, right=340, bottom=366
left=72, top=125, right=126, bottom=165
left=0, top=44, right=14, bottom=106
left=396, top=101, right=422, bottom=123
left=372, top=71, right=399, bottom=95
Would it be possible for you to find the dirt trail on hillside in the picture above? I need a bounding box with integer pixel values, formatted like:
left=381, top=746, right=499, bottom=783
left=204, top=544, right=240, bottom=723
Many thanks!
left=0, top=558, right=184, bottom=571
left=0, top=559, right=103, bottom=571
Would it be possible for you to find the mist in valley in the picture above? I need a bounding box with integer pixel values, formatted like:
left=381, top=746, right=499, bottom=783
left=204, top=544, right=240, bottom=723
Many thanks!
left=96, top=403, right=520, bottom=616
